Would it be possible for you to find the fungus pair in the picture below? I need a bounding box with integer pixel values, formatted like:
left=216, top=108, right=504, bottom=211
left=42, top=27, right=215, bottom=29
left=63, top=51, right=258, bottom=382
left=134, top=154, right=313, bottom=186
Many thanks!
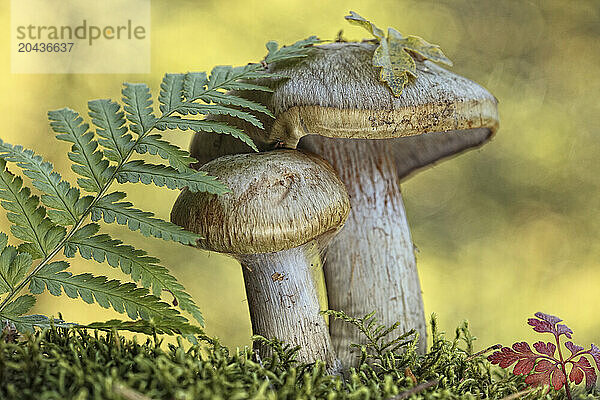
left=172, top=42, right=498, bottom=368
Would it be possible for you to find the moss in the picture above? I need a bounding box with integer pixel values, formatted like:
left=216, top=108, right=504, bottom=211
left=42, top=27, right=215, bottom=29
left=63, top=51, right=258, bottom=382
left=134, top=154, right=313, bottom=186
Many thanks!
left=1, top=314, right=597, bottom=399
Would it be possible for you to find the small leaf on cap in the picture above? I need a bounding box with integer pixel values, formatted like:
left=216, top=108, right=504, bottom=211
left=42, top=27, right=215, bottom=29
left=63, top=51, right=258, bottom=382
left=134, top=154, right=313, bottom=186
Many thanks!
left=388, top=28, right=453, bottom=67
left=346, top=11, right=453, bottom=96
left=345, top=11, right=385, bottom=39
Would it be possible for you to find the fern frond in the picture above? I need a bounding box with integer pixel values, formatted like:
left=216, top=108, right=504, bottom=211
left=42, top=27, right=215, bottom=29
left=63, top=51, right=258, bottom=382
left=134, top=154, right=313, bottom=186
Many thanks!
left=134, top=134, right=196, bottom=172
left=183, top=72, right=208, bottom=100
left=64, top=223, right=159, bottom=280
left=122, top=83, right=156, bottom=136
left=0, top=160, right=66, bottom=259
left=84, top=318, right=201, bottom=335
left=1, top=313, right=74, bottom=332
left=116, top=160, right=229, bottom=193
left=0, top=238, right=32, bottom=295
left=159, top=73, right=185, bottom=115
left=88, top=99, right=133, bottom=163
left=30, top=261, right=193, bottom=327
left=91, top=192, right=201, bottom=244
left=63, top=223, right=203, bottom=324
left=0, top=39, right=306, bottom=334
left=155, top=117, right=257, bottom=151
left=176, top=103, right=263, bottom=128
left=206, top=65, right=273, bottom=93
left=196, top=92, right=274, bottom=118
left=48, top=108, right=113, bottom=193
left=263, top=36, right=321, bottom=64
left=0, top=139, right=90, bottom=226
left=0, top=295, right=69, bottom=333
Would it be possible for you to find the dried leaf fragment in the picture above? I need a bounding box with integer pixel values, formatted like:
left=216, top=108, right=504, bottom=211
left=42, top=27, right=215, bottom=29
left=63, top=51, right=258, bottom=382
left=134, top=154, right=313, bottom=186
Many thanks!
left=345, top=12, right=453, bottom=96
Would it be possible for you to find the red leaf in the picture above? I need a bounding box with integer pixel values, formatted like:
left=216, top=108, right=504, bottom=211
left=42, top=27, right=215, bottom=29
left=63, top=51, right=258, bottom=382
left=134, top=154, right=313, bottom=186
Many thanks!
left=565, top=341, right=584, bottom=357
left=528, top=318, right=555, bottom=335
left=535, top=359, right=554, bottom=372
left=570, top=363, right=583, bottom=384
left=556, top=324, right=573, bottom=339
left=524, top=360, right=565, bottom=390
left=525, top=368, right=552, bottom=387
left=535, top=312, right=562, bottom=325
left=488, top=312, right=600, bottom=391
left=533, top=341, right=556, bottom=357
left=488, top=342, right=541, bottom=374
left=514, top=357, right=537, bottom=375
left=551, top=368, right=566, bottom=390
left=488, top=347, right=520, bottom=368
left=493, top=314, right=599, bottom=393
left=528, top=313, right=572, bottom=339
left=513, top=342, right=535, bottom=355
left=570, top=356, right=597, bottom=389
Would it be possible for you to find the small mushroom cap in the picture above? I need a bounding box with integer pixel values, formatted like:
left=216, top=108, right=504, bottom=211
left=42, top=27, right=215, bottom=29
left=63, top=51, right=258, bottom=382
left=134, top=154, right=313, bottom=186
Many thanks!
left=171, top=150, right=350, bottom=255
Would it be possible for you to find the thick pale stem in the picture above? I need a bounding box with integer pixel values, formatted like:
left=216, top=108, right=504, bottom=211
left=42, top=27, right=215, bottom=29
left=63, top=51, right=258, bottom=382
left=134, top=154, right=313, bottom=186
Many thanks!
left=237, top=241, right=340, bottom=372
left=300, top=137, right=427, bottom=367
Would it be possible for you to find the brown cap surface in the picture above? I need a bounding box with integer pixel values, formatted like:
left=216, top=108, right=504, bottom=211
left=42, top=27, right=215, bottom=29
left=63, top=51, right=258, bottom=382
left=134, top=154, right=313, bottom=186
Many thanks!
left=171, top=150, right=350, bottom=255
left=265, top=42, right=498, bottom=146
left=190, top=41, right=498, bottom=178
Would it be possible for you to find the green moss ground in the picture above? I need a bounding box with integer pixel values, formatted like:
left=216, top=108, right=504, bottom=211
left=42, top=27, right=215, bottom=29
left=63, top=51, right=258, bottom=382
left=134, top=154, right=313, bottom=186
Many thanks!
left=1, top=314, right=597, bottom=399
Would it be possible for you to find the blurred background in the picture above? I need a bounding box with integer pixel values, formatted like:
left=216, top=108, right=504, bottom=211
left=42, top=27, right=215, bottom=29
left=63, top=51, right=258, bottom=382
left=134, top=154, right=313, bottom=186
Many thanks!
left=0, top=0, right=598, bottom=350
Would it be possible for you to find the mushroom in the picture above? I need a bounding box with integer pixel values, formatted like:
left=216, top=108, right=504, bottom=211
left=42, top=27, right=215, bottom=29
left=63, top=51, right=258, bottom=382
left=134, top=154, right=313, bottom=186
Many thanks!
left=187, top=42, right=499, bottom=366
left=171, top=149, right=349, bottom=372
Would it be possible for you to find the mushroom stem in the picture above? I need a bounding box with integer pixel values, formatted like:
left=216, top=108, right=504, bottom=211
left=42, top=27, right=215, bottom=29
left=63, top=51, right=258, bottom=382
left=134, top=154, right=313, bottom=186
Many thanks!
left=300, top=137, right=427, bottom=366
left=237, top=240, right=340, bottom=373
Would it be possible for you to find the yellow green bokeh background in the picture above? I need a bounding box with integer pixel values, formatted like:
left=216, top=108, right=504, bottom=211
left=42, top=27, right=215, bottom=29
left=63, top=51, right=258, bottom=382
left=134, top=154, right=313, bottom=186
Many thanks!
left=0, top=0, right=598, bottom=351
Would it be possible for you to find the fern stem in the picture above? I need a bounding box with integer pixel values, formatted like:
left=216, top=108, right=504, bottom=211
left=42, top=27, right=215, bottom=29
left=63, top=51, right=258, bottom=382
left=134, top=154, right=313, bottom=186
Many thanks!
left=0, top=112, right=174, bottom=312
left=0, top=274, right=13, bottom=292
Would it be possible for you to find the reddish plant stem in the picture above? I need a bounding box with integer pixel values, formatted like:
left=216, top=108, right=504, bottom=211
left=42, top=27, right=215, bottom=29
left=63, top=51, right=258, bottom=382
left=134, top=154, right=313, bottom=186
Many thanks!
left=555, top=333, right=572, bottom=400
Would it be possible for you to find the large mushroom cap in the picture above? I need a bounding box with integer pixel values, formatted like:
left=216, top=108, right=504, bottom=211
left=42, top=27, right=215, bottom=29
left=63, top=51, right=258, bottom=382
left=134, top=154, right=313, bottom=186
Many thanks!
left=171, top=150, right=350, bottom=255
left=190, top=41, right=498, bottom=177
left=267, top=42, right=498, bottom=145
